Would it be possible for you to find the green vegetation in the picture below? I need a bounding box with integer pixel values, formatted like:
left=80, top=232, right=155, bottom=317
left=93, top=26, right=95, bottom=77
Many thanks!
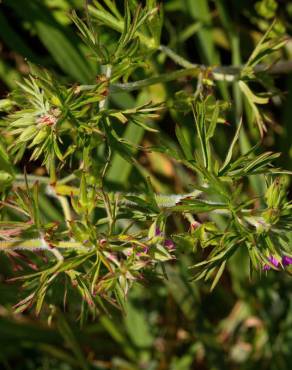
left=0, top=1, right=292, bottom=369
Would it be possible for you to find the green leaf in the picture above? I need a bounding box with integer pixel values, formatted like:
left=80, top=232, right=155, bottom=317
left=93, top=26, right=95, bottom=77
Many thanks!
left=170, top=199, right=228, bottom=213
left=0, top=171, right=14, bottom=188
left=238, top=81, right=269, bottom=105
left=206, top=102, right=220, bottom=140
left=210, top=260, right=226, bottom=291
left=175, top=124, right=194, bottom=160
left=106, top=92, right=144, bottom=186
left=193, top=103, right=208, bottom=168
left=219, top=118, right=242, bottom=175
left=0, top=140, right=13, bottom=174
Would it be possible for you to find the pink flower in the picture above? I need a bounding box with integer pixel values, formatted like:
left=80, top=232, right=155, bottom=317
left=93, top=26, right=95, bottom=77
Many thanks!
left=36, top=114, right=57, bottom=126
left=164, top=239, right=175, bottom=250
left=155, top=227, right=163, bottom=236
left=282, top=255, right=292, bottom=266
left=263, top=255, right=292, bottom=270
left=137, top=246, right=149, bottom=257
left=191, top=221, right=201, bottom=230
left=263, top=256, right=279, bottom=271
left=154, top=227, right=175, bottom=250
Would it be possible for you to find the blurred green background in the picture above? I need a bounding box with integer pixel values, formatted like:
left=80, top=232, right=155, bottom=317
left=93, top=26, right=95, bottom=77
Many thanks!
left=0, top=0, right=292, bottom=369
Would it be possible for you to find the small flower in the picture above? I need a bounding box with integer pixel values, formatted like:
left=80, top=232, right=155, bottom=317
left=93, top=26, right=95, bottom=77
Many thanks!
left=36, top=114, right=57, bottom=126
left=99, top=238, right=107, bottom=247
left=155, top=227, right=163, bottom=236
left=107, top=253, right=118, bottom=262
left=36, top=109, right=60, bottom=127
left=282, top=255, right=292, bottom=266
left=263, top=254, right=292, bottom=271
left=137, top=246, right=149, bottom=257
left=269, top=256, right=279, bottom=267
left=124, top=247, right=133, bottom=256
left=154, top=227, right=175, bottom=250
left=191, top=221, right=201, bottom=230
left=263, top=255, right=279, bottom=271
left=164, top=239, right=175, bottom=250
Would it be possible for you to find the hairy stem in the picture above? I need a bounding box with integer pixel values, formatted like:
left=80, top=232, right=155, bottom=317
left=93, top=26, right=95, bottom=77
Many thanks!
left=80, top=60, right=292, bottom=93
left=81, top=67, right=201, bottom=92
left=0, top=239, right=86, bottom=251
left=99, top=64, right=112, bottom=110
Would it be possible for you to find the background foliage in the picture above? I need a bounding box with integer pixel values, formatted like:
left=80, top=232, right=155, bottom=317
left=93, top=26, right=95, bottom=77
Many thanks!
left=0, top=0, right=292, bottom=369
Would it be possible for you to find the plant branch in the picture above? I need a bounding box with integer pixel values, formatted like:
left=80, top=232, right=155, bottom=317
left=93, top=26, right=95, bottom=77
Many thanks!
left=80, top=68, right=201, bottom=92
left=99, top=64, right=112, bottom=110
left=159, top=45, right=292, bottom=78
left=0, top=239, right=87, bottom=251
left=80, top=59, right=292, bottom=94
left=15, top=173, right=76, bottom=185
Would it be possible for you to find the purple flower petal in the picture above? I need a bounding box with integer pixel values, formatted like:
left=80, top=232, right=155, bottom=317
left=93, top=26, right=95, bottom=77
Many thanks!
left=263, top=264, right=271, bottom=271
left=155, top=227, right=163, bottom=236
left=269, top=256, right=279, bottom=267
left=191, top=221, right=201, bottom=230
left=108, top=253, right=118, bottom=262
left=137, top=246, right=149, bottom=257
left=263, top=255, right=279, bottom=271
left=282, top=255, right=292, bottom=266
left=164, top=239, right=175, bottom=250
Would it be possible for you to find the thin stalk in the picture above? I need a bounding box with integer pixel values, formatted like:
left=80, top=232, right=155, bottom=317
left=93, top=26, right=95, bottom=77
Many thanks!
left=15, top=173, right=76, bottom=185
left=99, top=62, right=114, bottom=233
left=15, top=174, right=50, bottom=184
left=58, top=173, right=76, bottom=185
left=159, top=45, right=196, bottom=69
left=58, top=195, right=72, bottom=227
left=100, top=142, right=114, bottom=234
left=80, top=60, right=292, bottom=94
left=81, top=68, right=201, bottom=92
left=49, top=154, right=57, bottom=185
left=99, top=64, right=112, bottom=110
left=0, top=239, right=87, bottom=250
